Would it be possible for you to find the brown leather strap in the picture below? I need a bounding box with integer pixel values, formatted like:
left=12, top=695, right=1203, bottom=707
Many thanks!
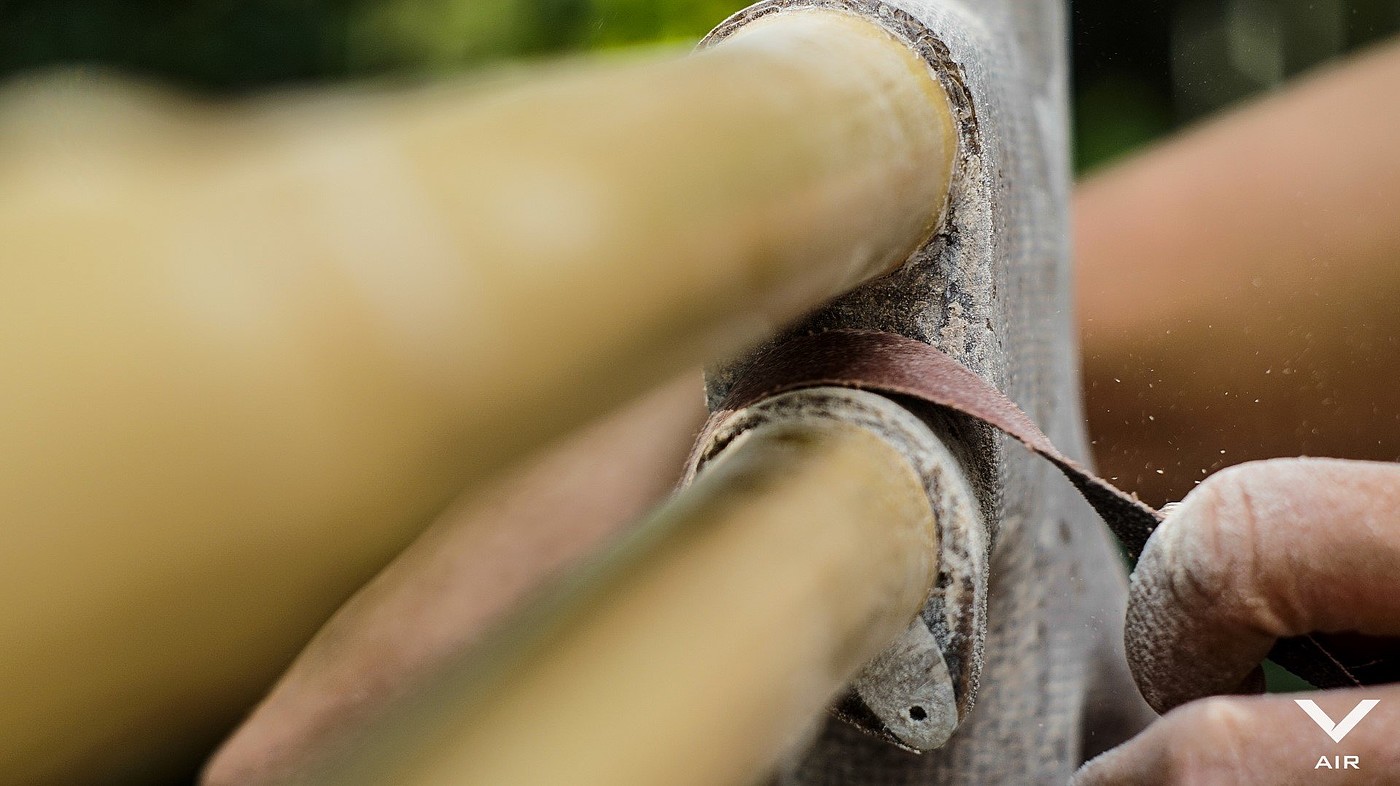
left=717, top=328, right=1379, bottom=691
left=720, top=329, right=1161, bottom=556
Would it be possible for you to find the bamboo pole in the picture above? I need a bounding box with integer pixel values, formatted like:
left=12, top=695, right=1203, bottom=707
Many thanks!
left=0, top=8, right=954, bottom=781
left=308, top=417, right=939, bottom=786
left=202, top=373, right=707, bottom=785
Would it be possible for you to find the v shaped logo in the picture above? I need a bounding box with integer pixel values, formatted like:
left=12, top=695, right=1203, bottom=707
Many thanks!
left=1295, top=699, right=1379, bottom=743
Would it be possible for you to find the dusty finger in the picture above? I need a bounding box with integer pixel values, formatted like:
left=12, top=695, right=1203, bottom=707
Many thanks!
left=1125, top=458, right=1400, bottom=712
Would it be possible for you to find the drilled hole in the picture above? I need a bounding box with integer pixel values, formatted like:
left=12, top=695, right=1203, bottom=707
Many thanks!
left=908, top=705, right=927, bottom=721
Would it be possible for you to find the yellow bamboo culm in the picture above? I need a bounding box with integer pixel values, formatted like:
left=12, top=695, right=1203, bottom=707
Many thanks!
left=0, top=8, right=955, bottom=782
left=315, top=419, right=940, bottom=786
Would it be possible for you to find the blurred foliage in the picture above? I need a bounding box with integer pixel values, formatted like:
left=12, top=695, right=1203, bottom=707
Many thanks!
left=584, top=0, right=746, bottom=46
left=0, top=0, right=742, bottom=90
left=1073, top=75, right=1174, bottom=171
left=0, top=0, right=1397, bottom=167
left=1073, top=0, right=1400, bottom=169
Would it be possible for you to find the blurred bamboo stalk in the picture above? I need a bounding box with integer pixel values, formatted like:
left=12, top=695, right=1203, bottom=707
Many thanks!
left=202, top=373, right=707, bottom=785
left=0, top=7, right=953, bottom=781
left=309, top=419, right=939, bottom=786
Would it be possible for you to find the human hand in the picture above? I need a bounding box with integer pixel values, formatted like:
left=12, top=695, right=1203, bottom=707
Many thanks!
left=1074, top=458, right=1400, bottom=784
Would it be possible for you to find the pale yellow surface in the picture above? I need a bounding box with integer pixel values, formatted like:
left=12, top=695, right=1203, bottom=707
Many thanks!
left=0, top=8, right=953, bottom=781
left=317, top=420, right=939, bottom=786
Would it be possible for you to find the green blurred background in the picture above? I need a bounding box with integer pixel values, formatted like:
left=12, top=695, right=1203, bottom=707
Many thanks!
left=2, top=0, right=1397, bottom=171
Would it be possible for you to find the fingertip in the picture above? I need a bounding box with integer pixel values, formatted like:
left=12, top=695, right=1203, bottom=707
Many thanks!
left=1073, top=745, right=1138, bottom=786
left=1070, top=755, right=1108, bottom=786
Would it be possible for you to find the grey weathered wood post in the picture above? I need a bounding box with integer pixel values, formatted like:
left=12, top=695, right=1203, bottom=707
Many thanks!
left=694, top=0, right=1154, bottom=782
